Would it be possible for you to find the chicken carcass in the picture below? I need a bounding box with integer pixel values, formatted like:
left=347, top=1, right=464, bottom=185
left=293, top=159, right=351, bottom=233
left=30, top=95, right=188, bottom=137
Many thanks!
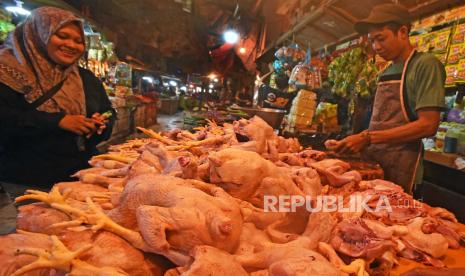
left=401, top=217, right=449, bottom=259
left=167, top=246, right=248, bottom=276
left=310, top=159, right=361, bottom=187
left=0, top=232, right=55, bottom=276
left=16, top=203, right=70, bottom=235
left=60, top=230, right=166, bottom=275
left=232, top=116, right=275, bottom=154
left=208, top=148, right=306, bottom=207
left=108, top=174, right=242, bottom=264
left=236, top=245, right=346, bottom=276
left=330, top=218, right=394, bottom=260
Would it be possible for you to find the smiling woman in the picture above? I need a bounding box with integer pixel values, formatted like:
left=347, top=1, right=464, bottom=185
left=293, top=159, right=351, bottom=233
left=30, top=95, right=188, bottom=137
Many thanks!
left=47, top=23, right=85, bottom=66
left=0, top=6, right=115, bottom=212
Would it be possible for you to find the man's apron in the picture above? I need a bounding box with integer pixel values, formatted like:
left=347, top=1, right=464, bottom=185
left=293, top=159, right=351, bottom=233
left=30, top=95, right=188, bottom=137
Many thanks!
left=363, top=50, right=422, bottom=193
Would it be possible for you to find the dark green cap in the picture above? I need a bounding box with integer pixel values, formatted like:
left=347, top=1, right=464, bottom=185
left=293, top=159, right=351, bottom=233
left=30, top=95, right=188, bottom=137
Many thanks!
left=354, top=4, right=411, bottom=34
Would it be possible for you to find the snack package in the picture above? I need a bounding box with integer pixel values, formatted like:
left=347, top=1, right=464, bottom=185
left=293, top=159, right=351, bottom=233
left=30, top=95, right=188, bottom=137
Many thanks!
left=289, top=64, right=312, bottom=89
left=432, top=28, right=451, bottom=53
left=445, top=65, right=458, bottom=86
left=410, top=35, right=422, bottom=48
left=287, top=89, right=317, bottom=128
left=447, top=44, right=463, bottom=64
left=274, top=45, right=306, bottom=67
left=435, top=53, right=447, bottom=65
left=452, top=23, right=465, bottom=44
left=457, top=59, right=465, bottom=82
left=417, top=33, right=434, bottom=52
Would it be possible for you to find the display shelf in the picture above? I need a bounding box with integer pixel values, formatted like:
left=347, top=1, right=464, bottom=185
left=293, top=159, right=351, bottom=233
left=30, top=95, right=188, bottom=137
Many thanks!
left=424, top=150, right=463, bottom=170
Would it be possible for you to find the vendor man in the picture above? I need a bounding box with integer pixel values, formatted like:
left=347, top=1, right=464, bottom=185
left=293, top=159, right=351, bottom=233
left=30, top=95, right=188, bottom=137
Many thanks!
left=334, top=4, right=446, bottom=194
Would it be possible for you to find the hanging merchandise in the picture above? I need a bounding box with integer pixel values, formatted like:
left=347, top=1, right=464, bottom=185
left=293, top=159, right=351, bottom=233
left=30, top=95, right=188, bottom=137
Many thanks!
left=269, top=72, right=289, bottom=90
left=354, top=60, right=378, bottom=99
left=288, top=46, right=322, bottom=90
left=315, top=102, right=339, bottom=133
left=258, top=84, right=294, bottom=110
left=274, top=43, right=306, bottom=68
left=452, top=23, right=465, bottom=44
left=328, top=47, right=366, bottom=98
left=0, top=9, right=15, bottom=43
left=272, top=60, right=285, bottom=74
left=288, top=64, right=322, bottom=90
left=286, top=89, right=317, bottom=130
left=432, top=28, right=452, bottom=53
left=289, top=64, right=312, bottom=88
left=445, top=65, right=458, bottom=86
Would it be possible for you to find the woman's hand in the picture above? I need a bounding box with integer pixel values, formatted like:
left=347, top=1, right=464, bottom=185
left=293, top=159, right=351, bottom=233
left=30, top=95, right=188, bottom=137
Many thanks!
left=90, top=112, right=109, bottom=136
left=58, top=115, right=97, bottom=135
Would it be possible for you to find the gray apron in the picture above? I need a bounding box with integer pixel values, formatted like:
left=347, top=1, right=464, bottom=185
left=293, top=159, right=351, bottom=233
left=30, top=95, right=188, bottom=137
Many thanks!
left=363, top=50, right=422, bottom=193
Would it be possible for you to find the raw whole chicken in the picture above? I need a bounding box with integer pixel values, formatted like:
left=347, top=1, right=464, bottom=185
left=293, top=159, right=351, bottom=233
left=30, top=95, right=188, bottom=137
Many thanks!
left=208, top=148, right=306, bottom=206
left=108, top=174, right=243, bottom=264
left=167, top=246, right=248, bottom=276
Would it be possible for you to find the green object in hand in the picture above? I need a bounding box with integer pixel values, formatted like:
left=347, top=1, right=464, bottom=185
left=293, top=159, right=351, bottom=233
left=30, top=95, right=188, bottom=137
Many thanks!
left=101, top=111, right=113, bottom=119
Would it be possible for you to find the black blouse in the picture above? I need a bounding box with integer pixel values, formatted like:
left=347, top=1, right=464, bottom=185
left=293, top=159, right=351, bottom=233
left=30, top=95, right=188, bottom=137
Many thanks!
left=0, top=67, right=115, bottom=187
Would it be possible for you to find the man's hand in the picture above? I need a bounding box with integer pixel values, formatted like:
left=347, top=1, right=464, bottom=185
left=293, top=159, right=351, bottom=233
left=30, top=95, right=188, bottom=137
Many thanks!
left=334, top=131, right=370, bottom=155
left=58, top=115, right=97, bottom=135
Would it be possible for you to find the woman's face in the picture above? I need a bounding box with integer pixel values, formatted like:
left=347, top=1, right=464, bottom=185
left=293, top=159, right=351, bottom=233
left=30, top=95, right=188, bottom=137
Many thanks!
left=46, top=23, right=85, bottom=66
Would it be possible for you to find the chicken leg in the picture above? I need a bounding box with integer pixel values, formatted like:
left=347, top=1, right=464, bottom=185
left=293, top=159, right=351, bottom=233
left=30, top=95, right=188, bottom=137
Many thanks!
left=11, top=235, right=91, bottom=276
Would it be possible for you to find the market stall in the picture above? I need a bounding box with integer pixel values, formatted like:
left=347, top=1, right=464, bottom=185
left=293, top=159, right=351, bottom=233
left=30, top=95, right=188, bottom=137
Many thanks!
left=253, top=1, right=465, bottom=221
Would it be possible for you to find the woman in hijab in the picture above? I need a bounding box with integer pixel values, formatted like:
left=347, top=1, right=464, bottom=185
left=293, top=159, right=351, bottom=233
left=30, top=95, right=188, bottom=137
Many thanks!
left=0, top=7, right=115, bottom=197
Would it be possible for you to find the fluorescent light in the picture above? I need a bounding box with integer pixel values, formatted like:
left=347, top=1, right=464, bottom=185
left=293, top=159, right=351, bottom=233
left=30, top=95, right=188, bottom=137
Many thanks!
left=224, top=30, right=239, bottom=44
left=169, top=80, right=177, bottom=86
left=5, top=1, right=30, bottom=16
left=142, top=76, right=154, bottom=83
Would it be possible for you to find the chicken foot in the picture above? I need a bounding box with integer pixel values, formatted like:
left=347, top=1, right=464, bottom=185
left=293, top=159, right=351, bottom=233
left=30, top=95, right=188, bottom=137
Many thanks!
left=11, top=234, right=91, bottom=276
left=50, top=198, right=151, bottom=252
left=340, top=259, right=369, bottom=276
left=93, top=153, right=137, bottom=164
left=15, top=187, right=70, bottom=205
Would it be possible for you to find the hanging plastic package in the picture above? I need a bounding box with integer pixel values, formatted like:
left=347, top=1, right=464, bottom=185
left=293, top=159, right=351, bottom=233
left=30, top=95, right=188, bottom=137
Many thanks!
left=258, top=84, right=295, bottom=110
left=272, top=60, right=284, bottom=74
left=274, top=44, right=306, bottom=67
left=289, top=64, right=312, bottom=89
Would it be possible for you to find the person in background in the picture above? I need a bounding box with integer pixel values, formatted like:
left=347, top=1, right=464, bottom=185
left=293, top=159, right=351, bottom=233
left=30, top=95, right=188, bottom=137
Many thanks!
left=0, top=6, right=115, bottom=222
left=235, top=86, right=252, bottom=106
left=333, top=4, right=445, bottom=195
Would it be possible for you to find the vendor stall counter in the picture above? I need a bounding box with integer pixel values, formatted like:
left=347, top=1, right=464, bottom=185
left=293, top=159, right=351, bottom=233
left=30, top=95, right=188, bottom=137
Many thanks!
left=421, top=151, right=465, bottom=223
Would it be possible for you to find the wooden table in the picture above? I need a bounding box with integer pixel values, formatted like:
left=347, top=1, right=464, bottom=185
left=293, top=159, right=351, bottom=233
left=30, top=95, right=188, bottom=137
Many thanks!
left=391, top=224, right=465, bottom=275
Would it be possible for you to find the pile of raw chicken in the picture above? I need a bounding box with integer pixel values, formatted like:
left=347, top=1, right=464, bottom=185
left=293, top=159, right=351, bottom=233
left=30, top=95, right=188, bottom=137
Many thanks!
left=2, top=116, right=464, bottom=276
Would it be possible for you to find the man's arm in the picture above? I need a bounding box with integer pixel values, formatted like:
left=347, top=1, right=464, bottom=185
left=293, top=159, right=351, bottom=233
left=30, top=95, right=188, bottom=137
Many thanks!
left=335, top=107, right=440, bottom=154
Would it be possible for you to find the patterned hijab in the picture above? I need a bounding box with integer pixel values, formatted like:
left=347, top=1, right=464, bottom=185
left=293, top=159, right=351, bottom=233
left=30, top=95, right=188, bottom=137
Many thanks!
left=0, top=6, right=86, bottom=115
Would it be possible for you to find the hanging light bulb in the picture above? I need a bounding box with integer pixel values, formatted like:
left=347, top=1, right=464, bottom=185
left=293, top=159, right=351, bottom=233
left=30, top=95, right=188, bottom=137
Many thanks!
left=223, top=30, right=239, bottom=44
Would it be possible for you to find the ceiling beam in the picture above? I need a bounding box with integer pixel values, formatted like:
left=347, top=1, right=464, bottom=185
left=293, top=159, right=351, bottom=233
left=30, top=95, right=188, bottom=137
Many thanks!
left=256, top=0, right=340, bottom=60
left=326, top=6, right=358, bottom=24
